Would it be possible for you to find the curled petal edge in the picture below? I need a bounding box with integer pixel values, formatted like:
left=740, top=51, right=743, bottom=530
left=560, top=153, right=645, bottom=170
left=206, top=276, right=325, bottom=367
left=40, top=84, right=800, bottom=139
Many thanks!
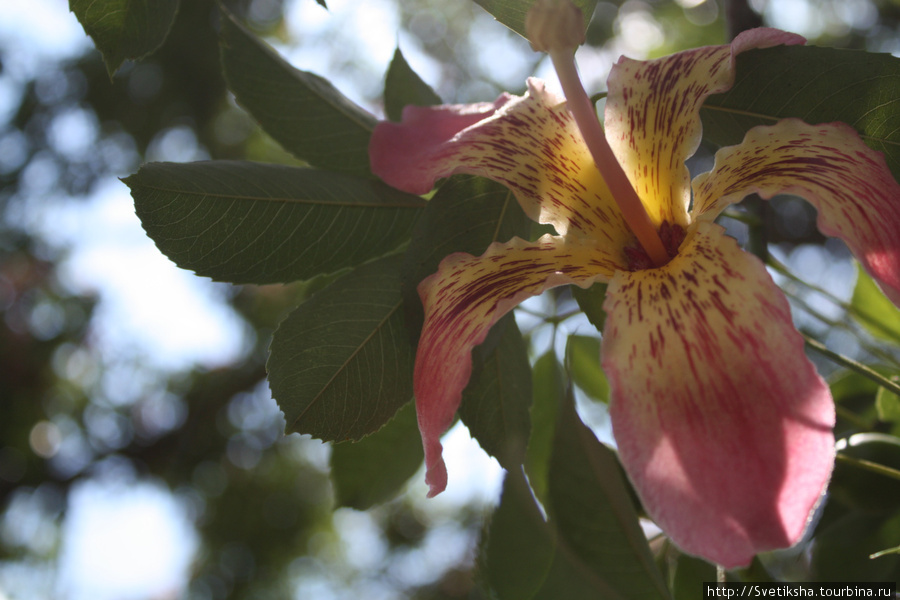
left=414, top=235, right=609, bottom=496
left=604, top=27, right=805, bottom=228
left=693, top=118, right=900, bottom=307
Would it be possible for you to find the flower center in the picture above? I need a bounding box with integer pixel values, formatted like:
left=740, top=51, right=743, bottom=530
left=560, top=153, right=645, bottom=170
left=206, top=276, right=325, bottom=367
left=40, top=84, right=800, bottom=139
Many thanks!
left=625, top=221, right=686, bottom=271
left=526, top=0, right=670, bottom=268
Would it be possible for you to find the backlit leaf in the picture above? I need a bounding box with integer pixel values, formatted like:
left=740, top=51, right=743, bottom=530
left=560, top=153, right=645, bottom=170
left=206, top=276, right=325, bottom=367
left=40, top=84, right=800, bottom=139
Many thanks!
left=268, top=254, right=414, bottom=443
left=384, top=47, right=442, bottom=122
left=219, top=8, right=376, bottom=176
left=851, top=267, right=900, bottom=344
left=545, top=389, right=669, bottom=600
left=702, top=45, right=900, bottom=182
left=482, top=388, right=670, bottom=600
left=127, top=161, right=423, bottom=284
left=876, top=385, right=900, bottom=425
left=330, top=401, right=423, bottom=510
left=70, top=0, right=179, bottom=76
left=482, top=469, right=557, bottom=600
left=565, top=335, right=608, bottom=403
left=572, top=282, right=608, bottom=331
left=458, top=315, right=532, bottom=470
left=474, top=0, right=598, bottom=41
left=526, top=351, right=564, bottom=504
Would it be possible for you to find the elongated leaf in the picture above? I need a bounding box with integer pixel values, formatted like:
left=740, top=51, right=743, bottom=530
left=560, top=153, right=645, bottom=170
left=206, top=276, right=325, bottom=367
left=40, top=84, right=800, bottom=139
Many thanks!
left=330, top=401, right=423, bottom=510
left=876, top=385, right=900, bottom=425
left=526, top=351, right=564, bottom=504
left=851, top=267, right=900, bottom=344
left=483, top=473, right=627, bottom=600
left=532, top=546, right=630, bottom=600
left=572, top=282, right=608, bottom=331
left=401, top=175, right=533, bottom=338
left=267, top=254, right=414, bottom=442
left=385, top=47, right=442, bottom=122
left=458, top=315, right=532, bottom=470
left=546, top=390, right=669, bottom=600
left=70, top=0, right=179, bottom=76
left=831, top=433, right=900, bottom=514
left=812, top=511, right=900, bottom=581
left=481, top=388, right=668, bottom=600
left=219, top=8, right=376, bottom=177
left=702, top=45, right=900, bottom=181
left=565, top=335, right=608, bottom=403
left=670, top=552, right=716, bottom=600
left=474, top=0, right=598, bottom=40
left=127, top=161, right=424, bottom=284
left=482, top=469, right=559, bottom=600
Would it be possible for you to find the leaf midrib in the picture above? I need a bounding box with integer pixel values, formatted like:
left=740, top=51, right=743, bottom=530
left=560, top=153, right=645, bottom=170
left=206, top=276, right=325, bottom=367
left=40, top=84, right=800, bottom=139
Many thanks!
left=134, top=182, right=425, bottom=209
left=290, top=298, right=403, bottom=432
left=576, top=423, right=670, bottom=599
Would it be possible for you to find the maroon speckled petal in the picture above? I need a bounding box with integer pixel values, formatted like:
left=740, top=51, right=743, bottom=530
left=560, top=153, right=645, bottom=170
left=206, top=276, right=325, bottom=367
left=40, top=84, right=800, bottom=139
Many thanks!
left=693, top=118, right=900, bottom=307
left=369, top=79, right=633, bottom=251
left=605, top=28, right=804, bottom=228
left=601, top=222, right=834, bottom=568
left=415, top=235, right=610, bottom=495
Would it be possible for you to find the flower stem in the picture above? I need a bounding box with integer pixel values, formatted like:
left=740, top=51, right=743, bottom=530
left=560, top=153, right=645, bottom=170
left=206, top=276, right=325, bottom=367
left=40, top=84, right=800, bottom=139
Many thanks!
left=803, top=334, right=900, bottom=397
left=835, top=452, right=900, bottom=483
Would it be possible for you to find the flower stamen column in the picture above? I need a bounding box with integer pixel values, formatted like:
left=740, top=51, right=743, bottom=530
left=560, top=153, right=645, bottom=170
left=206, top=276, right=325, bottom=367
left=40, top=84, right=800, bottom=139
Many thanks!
left=526, top=0, right=670, bottom=266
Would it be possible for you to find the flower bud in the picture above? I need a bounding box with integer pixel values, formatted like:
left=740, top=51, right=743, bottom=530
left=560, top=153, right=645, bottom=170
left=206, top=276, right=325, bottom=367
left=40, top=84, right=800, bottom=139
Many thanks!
left=525, top=0, right=585, bottom=53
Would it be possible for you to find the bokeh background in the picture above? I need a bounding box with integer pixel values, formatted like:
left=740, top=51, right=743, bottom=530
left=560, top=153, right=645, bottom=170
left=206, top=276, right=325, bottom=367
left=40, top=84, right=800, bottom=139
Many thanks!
left=2, top=0, right=899, bottom=598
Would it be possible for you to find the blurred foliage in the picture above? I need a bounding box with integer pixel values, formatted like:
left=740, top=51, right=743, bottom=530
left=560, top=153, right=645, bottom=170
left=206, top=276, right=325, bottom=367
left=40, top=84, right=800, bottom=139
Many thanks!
left=3, top=0, right=900, bottom=598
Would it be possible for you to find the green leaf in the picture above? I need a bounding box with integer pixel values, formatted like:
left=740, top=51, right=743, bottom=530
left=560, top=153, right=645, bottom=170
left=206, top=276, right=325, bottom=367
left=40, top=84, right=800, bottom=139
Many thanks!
left=876, top=384, right=900, bottom=424
left=702, top=45, right=900, bottom=182
left=830, top=433, right=900, bottom=514
left=474, top=0, right=597, bottom=40
left=812, top=511, right=900, bottom=581
left=219, top=8, right=376, bottom=177
left=70, top=0, right=179, bottom=77
left=526, top=351, right=565, bottom=504
left=127, top=161, right=424, bottom=284
left=458, top=315, right=532, bottom=470
left=565, top=335, right=609, bottom=403
left=330, top=401, right=423, bottom=510
left=851, top=267, right=900, bottom=344
left=482, top=469, right=557, bottom=600
left=401, top=175, right=533, bottom=338
left=482, top=470, right=629, bottom=600
left=481, top=388, right=668, bottom=600
left=267, top=254, right=414, bottom=443
left=571, top=282, right=608, bottom=331
left=670, top=552, right=716, bottom=600
left=545, top=390, right=669, bottom=600
left=384, top=47, right=442, bottom=122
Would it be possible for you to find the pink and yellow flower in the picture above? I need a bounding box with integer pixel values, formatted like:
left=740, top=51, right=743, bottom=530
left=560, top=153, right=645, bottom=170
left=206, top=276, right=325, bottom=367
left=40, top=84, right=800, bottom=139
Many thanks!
left=368, top=4, right=900, bottom=568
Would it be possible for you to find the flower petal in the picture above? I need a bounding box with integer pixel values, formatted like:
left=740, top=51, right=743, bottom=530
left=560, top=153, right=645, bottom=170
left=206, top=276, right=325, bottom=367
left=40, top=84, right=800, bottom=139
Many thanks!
left=416, top=234, right=610, bottom=496
left=370, top=78, right=632, bottom=250
left=693, top=118, right=900, bottom=306
left=370, top=96, right=510, bottom=194
left=604, top=28, right=804, bottom=228
left=601, top=222, right=835, bottom=568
